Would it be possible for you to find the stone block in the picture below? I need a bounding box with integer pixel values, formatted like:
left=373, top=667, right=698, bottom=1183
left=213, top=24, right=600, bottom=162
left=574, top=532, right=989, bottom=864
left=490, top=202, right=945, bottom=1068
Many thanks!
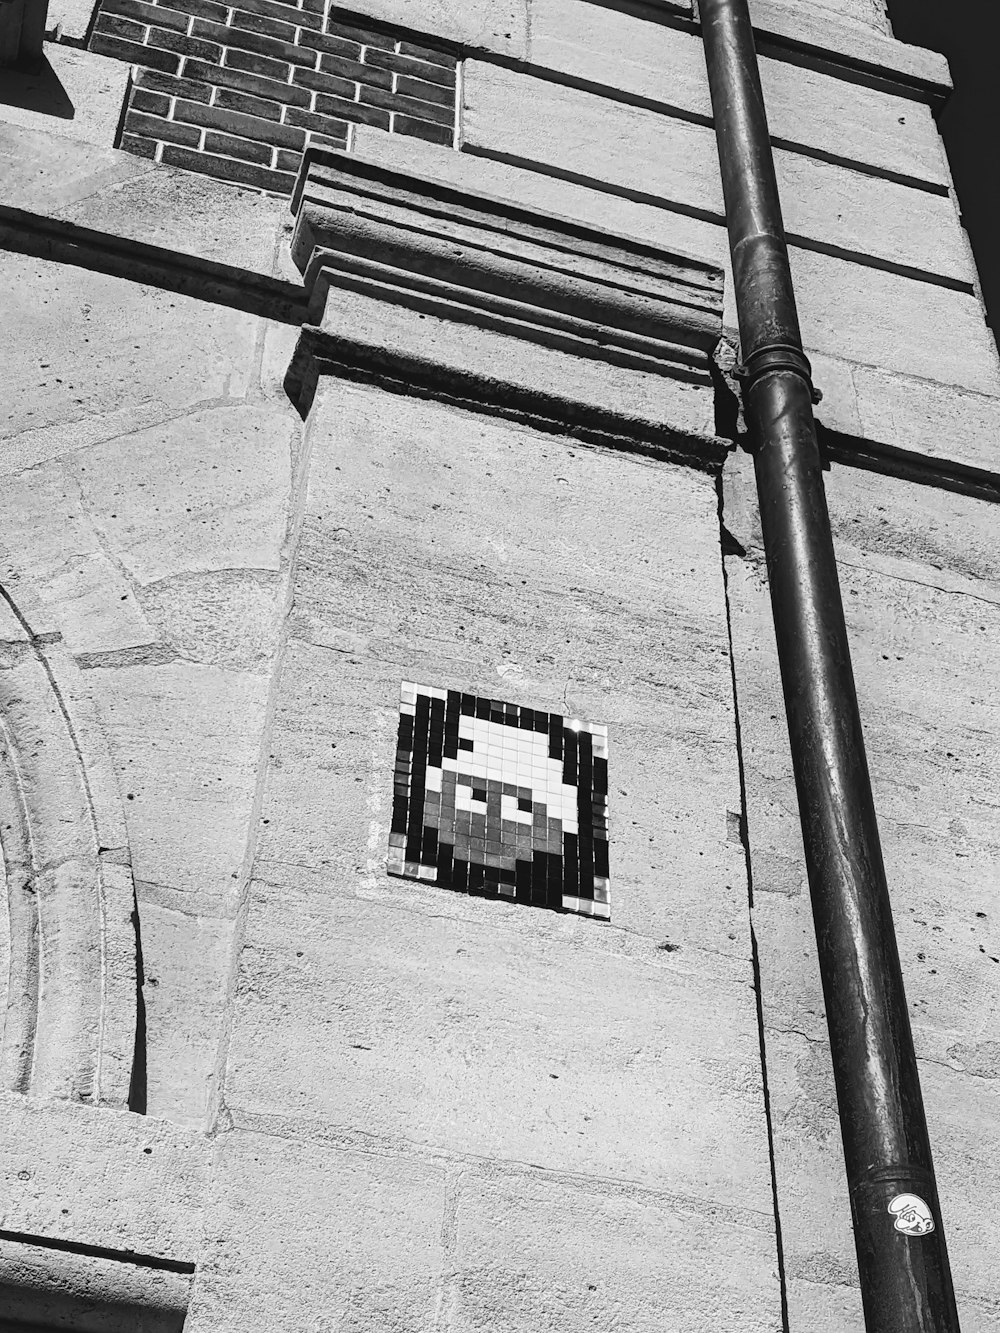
left=461, top=60, right=971, bottom=285
left=450, top=1171, right=781, bottom=1333
left=0, top=46, right=129, bottom=148
left=46, top=0, right=98, bottom=40
left=723, top=454, right=1000, bottom=1330
left=86, top=660, right=270, bottom=904
left=139, top=905, right=236, bottom=1127
left=342, top=0, right=525, bottom=56
left=228, top=879, right=770, bottom=1204
left=257, top=379, right=744, bottom=950
left=748, top=0, right=950, bottom=93
left=529, top=0, right=948, bottom=185
left=0, top=251, right=264, bottom=476
left=68, top=404, right=292, bottom=585
left=187, top=1129, right=447, bottom=1332
left=352, top=127, right=1000, bottom=467
left=0, top=1092, right=205, bottom=1258
left=0, top=120, right=292, bottom=275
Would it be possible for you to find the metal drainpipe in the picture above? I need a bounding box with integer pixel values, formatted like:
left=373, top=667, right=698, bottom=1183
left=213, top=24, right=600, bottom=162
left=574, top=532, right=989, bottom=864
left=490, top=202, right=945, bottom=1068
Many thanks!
left=698, top=1, right=962, bottom=1328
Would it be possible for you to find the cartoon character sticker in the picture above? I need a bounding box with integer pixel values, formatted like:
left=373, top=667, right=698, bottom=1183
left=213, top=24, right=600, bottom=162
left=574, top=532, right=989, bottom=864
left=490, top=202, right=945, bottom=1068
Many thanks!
left=888, top=1194, right=936, bottom=1237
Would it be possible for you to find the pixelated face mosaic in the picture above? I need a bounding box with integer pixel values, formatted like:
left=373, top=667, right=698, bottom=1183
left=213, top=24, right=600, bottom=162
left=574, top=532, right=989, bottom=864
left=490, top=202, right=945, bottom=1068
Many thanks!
left=388, top=684, right=610, bottom=918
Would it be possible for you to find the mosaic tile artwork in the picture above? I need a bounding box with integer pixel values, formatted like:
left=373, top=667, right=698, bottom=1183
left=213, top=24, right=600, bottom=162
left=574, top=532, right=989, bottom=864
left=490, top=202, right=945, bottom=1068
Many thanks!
left=388, top=683, right=610, bottom=919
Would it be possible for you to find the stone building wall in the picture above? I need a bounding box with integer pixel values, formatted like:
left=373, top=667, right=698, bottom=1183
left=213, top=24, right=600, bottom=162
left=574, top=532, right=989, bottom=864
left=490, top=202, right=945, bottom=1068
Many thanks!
left=0, top=0, right=998, bottom=1330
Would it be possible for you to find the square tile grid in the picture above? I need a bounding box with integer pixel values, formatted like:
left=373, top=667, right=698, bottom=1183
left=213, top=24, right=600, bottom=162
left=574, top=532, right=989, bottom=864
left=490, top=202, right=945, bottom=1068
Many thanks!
left=388, top=683, right=610, bottom=919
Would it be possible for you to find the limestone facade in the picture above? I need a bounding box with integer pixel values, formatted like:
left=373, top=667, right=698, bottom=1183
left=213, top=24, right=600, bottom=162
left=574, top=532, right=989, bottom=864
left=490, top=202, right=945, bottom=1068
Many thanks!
left=1, top=0, right=998, bottom=1329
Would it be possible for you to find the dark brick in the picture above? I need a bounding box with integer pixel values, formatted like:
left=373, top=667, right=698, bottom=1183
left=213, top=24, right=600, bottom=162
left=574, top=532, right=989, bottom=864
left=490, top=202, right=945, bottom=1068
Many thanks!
left=183, top=56, right=311, bottom=104
left=363, top=46, right=454, bottom=85
left=148, top=26, right=223, bottom=60
left=398, top=40, right=456, bottom=67
left=120, top=133, right=158, bottom=159
left=103, top=0, right=189, bottom=30
left=304, top=30, right=361, bottom=60
left=222, top=46, right=293, bottom=81
left=396, top=73, right=455, bottom=107
left=228, top=6, right=296, bottom=40
left=394, top=113, right=453, bottom=144
left=326, top=20, right=396, bottom=50
left=161, top=142, right=296, bottom=192
left=166, top=0, right=228, bottom=19
left=214, top=87, right=282, bottom=121
left=235, top=0, right=323, bottom=32
left=283, top=104, right=350, bottom=135
left=314, top=51, right=391, bottom=88
left=203, top=130, right=273, bottom=163
left=313, top=94, right=388, bottom=129
left=92, top=12, right=147, bottom=40
left=192, top=19, right=316, bottom=67
left=125, top=107, right=202, bottom=145
left=275, top=148, right=302, bottom=172
left=131, top=87, right=171, bottom=114
left=291, top=67, right=355, bottom=100
left=174, top=98, right=306, bottom=148
left=135, top=67, right=213, bottom=99
left=91, top=32, right=180, bottom=71
left=361, top=85, right=454, bottom=126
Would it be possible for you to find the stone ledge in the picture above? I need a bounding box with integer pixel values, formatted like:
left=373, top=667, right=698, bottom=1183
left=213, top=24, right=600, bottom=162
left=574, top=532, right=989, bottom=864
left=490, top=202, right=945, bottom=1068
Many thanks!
left=291, top=147, right=722, bottom=377
left=287, top=146, right=724, bottom=453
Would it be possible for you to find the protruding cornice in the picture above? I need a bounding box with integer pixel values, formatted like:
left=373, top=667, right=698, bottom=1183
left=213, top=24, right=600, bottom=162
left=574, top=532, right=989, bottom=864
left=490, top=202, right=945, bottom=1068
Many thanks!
left=287, top=149, right=724, bottom=456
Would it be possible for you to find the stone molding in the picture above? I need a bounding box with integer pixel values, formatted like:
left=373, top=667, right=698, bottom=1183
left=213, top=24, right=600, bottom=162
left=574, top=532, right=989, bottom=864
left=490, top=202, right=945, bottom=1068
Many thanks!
left=287, top=148, right=724, bottom=449
left=0, top=627, right=137, bottom=1109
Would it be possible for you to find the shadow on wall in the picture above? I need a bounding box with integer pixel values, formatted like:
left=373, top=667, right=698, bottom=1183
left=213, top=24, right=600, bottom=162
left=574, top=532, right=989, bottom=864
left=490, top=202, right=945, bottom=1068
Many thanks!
left=0, top=55, right=74, bottom=117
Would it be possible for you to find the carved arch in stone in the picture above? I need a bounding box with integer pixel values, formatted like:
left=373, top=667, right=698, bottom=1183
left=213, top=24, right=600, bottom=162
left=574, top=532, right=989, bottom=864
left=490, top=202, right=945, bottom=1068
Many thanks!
left=0, top=629, right=136, bottom=1107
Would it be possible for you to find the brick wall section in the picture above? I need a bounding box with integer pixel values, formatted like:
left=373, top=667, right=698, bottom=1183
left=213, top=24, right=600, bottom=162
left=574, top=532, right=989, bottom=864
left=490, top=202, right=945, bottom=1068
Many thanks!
left=88, top=0, right=457, bottom=193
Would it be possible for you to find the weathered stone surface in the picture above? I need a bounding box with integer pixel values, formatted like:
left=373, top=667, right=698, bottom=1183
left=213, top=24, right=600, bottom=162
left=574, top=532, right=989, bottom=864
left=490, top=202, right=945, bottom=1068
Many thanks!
left=307, top=284, right=719, bottom=446
left=259, top=380, right=745, bottom=951
left=748, top=0, right=950, bottom=92
left=139, top=906, right=236, bottom=1127
left=0, top=253, right=262, bottom=476
left=0, top=1091, right=205, bottom=1257
left=529, top=0, right=948, bottom=184
left=0, top=1239, right=190, bottom=1333
left=462, top=61, right=971, bottom=285
left=788, top=248, right=999, bottom=398
left=321, top=0, right=526, bottom=56
left=355, top=126, right=1000, bottom=431
left=87, top=661, right=269, bottom=903
left=229, top=879, right=767, bottom=1199
left=787, top=0, right=890, bottom=34
left=188, top=1129, right=448, bottom=1332
left=450, top=1172, right=779, bottom=1333
left=69, top=404, right=292, bottom=585
left=46, top=0, right=99, bottom=39
left=819, top=356, right=1000, bottom=476
left=723, top=451, right=1000, bottom=1332
left=0, top=121, right=291, bottom=277
left=218, top=380, right=774, bottom=1326
left=0, top=47, right=128, bottom=149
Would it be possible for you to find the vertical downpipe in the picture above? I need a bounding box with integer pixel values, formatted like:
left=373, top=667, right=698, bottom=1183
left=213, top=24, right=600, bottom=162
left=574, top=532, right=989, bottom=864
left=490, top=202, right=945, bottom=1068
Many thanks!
left=698, top=1, right=962, bottom=1328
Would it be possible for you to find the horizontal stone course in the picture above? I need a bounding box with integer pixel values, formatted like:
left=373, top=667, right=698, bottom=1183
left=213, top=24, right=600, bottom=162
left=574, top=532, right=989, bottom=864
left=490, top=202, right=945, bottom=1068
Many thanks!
left=87, top=0, right=457, bottom=194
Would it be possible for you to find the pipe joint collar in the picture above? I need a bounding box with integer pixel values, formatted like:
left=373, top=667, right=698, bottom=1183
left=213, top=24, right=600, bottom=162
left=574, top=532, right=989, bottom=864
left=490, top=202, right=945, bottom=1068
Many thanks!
left=735, top=343, right=823, bottom=403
